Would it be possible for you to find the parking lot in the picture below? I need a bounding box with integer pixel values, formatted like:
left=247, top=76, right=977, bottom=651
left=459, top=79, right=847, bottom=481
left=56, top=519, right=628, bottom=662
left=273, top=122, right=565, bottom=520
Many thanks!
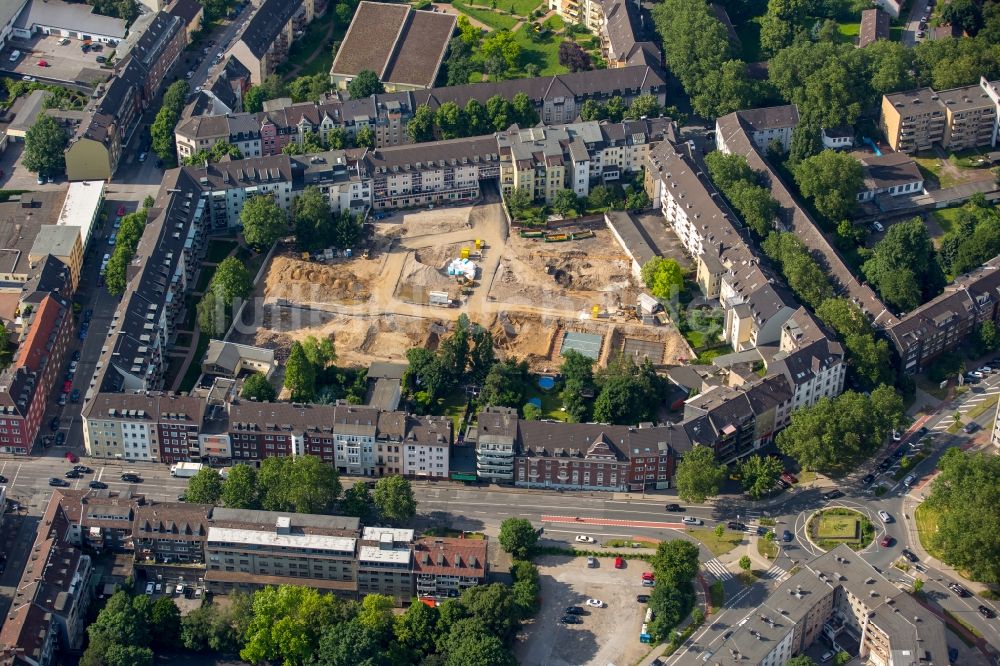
left=515, top=555, right=651, bottom=666
left=3, top=34, right=113, bottom=87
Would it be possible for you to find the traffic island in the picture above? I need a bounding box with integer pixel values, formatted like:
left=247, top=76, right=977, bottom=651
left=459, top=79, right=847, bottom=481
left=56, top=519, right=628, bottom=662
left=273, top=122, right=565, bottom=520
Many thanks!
left=806, top=507, right=875, bottom=552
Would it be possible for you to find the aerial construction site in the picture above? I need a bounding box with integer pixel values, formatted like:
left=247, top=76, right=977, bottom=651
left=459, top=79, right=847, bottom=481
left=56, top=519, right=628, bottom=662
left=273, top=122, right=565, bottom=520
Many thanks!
left=243, top=190, right=693, bottom=371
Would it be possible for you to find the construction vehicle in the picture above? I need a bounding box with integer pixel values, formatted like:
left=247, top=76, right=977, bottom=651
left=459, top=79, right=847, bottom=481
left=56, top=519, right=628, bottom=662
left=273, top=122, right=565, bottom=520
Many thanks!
left=519, top=229, right=544, bottom=238
left=544, top=232, right=570, bottom=242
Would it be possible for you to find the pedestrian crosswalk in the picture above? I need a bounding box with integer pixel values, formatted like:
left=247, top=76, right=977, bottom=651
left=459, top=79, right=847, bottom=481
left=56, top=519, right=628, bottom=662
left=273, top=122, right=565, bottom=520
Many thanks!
left=764, top=564, right=788, bottom=582
left=703, top=558, right=733, bottom=581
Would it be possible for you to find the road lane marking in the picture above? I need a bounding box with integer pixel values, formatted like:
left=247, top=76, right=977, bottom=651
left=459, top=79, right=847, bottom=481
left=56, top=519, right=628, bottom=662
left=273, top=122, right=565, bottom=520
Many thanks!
left=541, top=515, right=684, bottom=529
left=703, top=558, right=733, bottom=581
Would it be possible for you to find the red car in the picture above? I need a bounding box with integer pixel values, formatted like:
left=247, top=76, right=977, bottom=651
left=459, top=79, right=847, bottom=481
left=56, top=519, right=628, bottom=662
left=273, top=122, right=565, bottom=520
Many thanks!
left=116, top=205, right=126, bottom=216
left=65, top=452, right=78, bottom=463
left=62, top=380, right=72, bottom=393
left=641, top=571, right=655, bottom=581
left=614, top=557, right=624, bottom=569
left=37, top=60, right=48, bottom=67
left=880, top=536, right=894, bottom=548
left=780, top=471, right=798, bottom=485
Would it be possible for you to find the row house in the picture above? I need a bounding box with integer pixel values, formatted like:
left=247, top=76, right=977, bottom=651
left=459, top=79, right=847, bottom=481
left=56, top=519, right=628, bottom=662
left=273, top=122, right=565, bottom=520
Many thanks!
left=413, top=536, right=488, bottom=600
left=181, top=65, right=668, bottom=155
left=357, top=528, right=416, bottom=604
left=292, top=150, right=372, bottom=217
left=715, top=109, right=898, bottom=329
left=64, top=13, right=185, bottom=181
left=768, top=308, right=847, bottom=412
left=887, top=256, right=1000, bottom=374
left=0, top=293, right=73, bottom=455
left=57, top=488, right=144, bottom=553
left=0, top=495, right=93, bottom=666
left=82, top=393, right=204, bottom=463
left=881, top=77, right=1000, bottom=154
left=183, top=155, right=295, bottom=231
left=134, top=502, right=213, bottom=564
left=497, top=118, right=674, bottom=203
left=715, top=104, right=799, bottom=154
left=87, top=170, right=208, bottom=398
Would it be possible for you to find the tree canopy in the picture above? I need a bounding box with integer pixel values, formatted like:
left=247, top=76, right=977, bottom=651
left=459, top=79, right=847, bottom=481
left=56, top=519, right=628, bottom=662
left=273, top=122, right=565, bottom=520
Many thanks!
left=641, top=257, right=685, bottom=301
left=674, top=445, right=726, bottom=503
left=240, top=195, right=287, bottom=251
left=347, top=70, right=386, bottom=99
left=793, top=150, right=862, bottom=225
left=862, top=218, right=945, bottom=312
left=373, top=475, right=417, bottom=523
left=738, top=454, right=784, bottom=499
left=185, top=467, right=223, bottom=504
left=23, top=115, right=67, bottom=177
left=498, top=517, right=538, bottom=559
left=241, top=372, right=277, bottom=402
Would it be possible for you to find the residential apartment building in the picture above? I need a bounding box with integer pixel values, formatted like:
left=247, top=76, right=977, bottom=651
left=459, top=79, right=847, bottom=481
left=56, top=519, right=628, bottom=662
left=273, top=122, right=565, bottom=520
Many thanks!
left=401, top=415, right=451, bottom=478
left=89, top=169, right=208, bottom=395
left=329, top=2, right=456, bottom=92
left=715, top=109, right=898, bottom=330
left=413, top=536, right=488, bottom=600
left=169, top=0, right=203, bottom=44
left=768, top=308, right=846, bottom=412
left=548, top=0, right=659, bottom=69
left=497, top=118, right=674, bottom=203
left=82, top=392, right=205, bottom=462
left=128, top=11, right=186, bottom=102
left=0, top=494, right=93, bottom=666
left=0, top=293, right=73, bottom=455
left=713, top=545, right=947, bottom=665
left=474, top=406, right=518, bottom=482
left=880, top=78, right=1000, bottom=154
left=715, top=104, right=799, bottom=154
left=367, top=135, right=501, bottom=210
left=134, top=502, right=212, bottom=564
left=204, top=509, right=360, bottom=594
left=357, top=527, right=415, bottom=604
left=57, top=488, right=144, bottom=553
left=858, top=8, right=889, bottom=47
left=887, top=256, right=1000, bottom=374
left=183, top=155, right=295, bottom=230
left=177, top=66, right=668, bottom=154
left=291, top=150, right=372, bottom=216
left=228, top=0, right=308, bottom=84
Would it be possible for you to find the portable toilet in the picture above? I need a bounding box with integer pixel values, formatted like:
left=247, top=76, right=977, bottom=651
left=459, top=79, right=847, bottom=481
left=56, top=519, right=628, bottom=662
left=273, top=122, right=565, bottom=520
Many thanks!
left=461, top=247, right=470, bottom=259
left=475, top=239, right=482, bottom=250
left=591, top=305, right=600, bottom=319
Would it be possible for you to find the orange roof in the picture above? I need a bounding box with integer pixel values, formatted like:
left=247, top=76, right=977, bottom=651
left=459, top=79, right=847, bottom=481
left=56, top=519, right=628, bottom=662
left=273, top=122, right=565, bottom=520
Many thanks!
left=17, top=294, right=63, bottom=373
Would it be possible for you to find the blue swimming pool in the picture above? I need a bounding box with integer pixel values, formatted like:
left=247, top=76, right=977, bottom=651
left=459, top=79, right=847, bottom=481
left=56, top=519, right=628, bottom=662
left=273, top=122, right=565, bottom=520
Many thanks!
left=538, top=376, right=555, bottom=390
left=528, top=397, right=542, bottom=408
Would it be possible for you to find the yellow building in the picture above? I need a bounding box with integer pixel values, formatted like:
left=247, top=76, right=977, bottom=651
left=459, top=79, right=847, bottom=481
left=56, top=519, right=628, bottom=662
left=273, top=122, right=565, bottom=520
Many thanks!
left=880, top=79, right=999, bottom=154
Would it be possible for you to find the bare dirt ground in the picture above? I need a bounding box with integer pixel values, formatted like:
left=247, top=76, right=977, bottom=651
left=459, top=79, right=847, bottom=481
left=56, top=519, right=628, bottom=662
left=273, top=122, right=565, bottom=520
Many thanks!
left=254, top=198, right=690, bottom=370
left=490, top=230, right=636, bottom=313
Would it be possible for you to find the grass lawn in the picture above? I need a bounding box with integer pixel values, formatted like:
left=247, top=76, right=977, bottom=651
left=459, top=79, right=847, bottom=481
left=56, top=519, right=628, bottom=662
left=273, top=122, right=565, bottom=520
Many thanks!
left=967, top=392, right=999, bottom=419
left=816, top=513, right=860, bottom=539
left=914, top=154, right=961, bottom=188
left=931, top=207, right=963, bottom=236
left=692, top=343, right=732, bottom=365
left=440, top=389, right=470, bottom=434
left=914, top=503, right=944, bottom=560
left=543, top=14, right=564, bottom=30
left=277, top=9, right=339, bottom=78
left=944, top=608, right=984, bottom=639
left=452, top=1, right=520, bottom=30
left=836, top=20, right=859, bottom=43
left=797, top=470, right=817, bottom=485
left=757, top=537, right=778, bottom=560
left=686, top=528, right=744, bottom=556
left=524, top=382, right=569, bottom=421
left=734, top=17, right=762, bottom=62
left=423, top=527, right=486, bottom=539
left=205, top=238, right=238, bottom=263
left=178, top=333, right=210, bottom=393
left=513, top=26, right=569, bottom=76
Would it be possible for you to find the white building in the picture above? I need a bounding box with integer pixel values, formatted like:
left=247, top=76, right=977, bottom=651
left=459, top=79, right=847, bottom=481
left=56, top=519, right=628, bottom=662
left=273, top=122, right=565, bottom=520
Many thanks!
left=768, top=308, right=847, bottom=412
left=401, top=415, right=451, bottom=479
left=13, top=0, right=127, bottom=43
left=716, top=105, right=799, bottom=154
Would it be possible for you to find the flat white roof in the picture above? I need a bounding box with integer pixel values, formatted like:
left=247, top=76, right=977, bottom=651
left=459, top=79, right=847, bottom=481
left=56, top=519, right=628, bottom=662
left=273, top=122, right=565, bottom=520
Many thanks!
left=207, top=526, right=357, bottom=553
left=362, top=527, right=414, bottom=541
left=359, top=544, right=412, bottom=564
left=57, top=181, right=104, bottom=245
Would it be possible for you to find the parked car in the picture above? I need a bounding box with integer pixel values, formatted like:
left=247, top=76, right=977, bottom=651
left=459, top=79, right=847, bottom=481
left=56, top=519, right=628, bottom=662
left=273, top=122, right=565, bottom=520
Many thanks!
left=862, top=473, right=876, bottom=485
left=72, top=348, right=82, bottom=360
left=64, top=450, right=76, bottom=462
left=574, top=535, right=595, bottom=543
left=642, top=578, right=655, bottom=587
left=564, top=606, right=585, bottom=615
left=823, top=489, right=844, bottom=500
left=727, top=521, right=747, bottom=531
left=614, top=557, right=624, bottom=569
left=8, top=50, right=20, bottom=62
left=560, top=615, right=583, bottom=624
left=641, top=571, right=655, bottom=581
left=782, top=530, right=793, bottom=542
left=964, top=422, right=980, bottom=434
left=65, top=470, right=81, bottom=478
left=62, top=380, right=72, bottom=393
left=138, top=152, right=147, bottom=162
left=871, top=221, right=884, bottom=232
left=95, top=55, right=106, bottom=63
left=636, top=594, right=650, bottom=603
left=21, top=75, right=35, bottom=82
left=71, top=389, right=80, bottom=402
left=108, top=233, right=117, bottom=246
left=586, top=556, right=597, bottom=568
left=892, top=430, right=902, bottom=441
left=585, top=599, right=604, bottom=608
left=781, top=471, right=798, bottom=485
left=48, top=478, right=68, bottom=486
left=681, top=516, right=702, bottom=525
left=51, top=416, right=61, bottom=431
left=880, top=536, right=894, bottom=547
left=145, top=582, right=154, bottom=595
left=120, top=472, right=141, bottom=482
left=903, top=474, right=916, bottom=487
left=74, top=465, right=91, bottom=473
left=55, top=432, right=65, bottom=446
left=878, top=510, right=892, bottom=523
left=901, top=549, right=918, bottom=562
left=58, top=394, right=67, bottom=406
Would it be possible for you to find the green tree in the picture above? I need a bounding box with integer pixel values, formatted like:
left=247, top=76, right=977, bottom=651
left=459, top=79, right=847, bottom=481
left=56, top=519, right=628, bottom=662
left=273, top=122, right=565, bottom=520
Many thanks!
left=675, top=445, right=726, bottom=503
left=728, top=181, right=778, bottom=237
left=221, top=463, right=258, bottom=509
left=592, top=356, right=664, bottom=425
left=104, top=645, right=153, bottom=666
left=762, top=232, right=835, bottom=310
left=738, top=454, right=784, bottom=499
left=498, top=517, right=538, bottom=559
left=816, top=298, right=895, bottom=389
left=354, top=125, right=374, bottom=149
left=149, top=597, right=181, bottom=649
left=407, top=104, right=436, bottom=142
left=739, top=555, right=752, bottom=573
left=341, top=482, right=374, bottom=520
left=150, top=81, right=189, bottom=164
left=240, top=195, right=286, bottom=251
left=288, top=455, right=341, bottom=514
left=240, top=585, right=346, bottom=665
left=477, top=358, right=530, bottom=409
left=787, top=657, right=817, bottom=666
left=924, top=449, right=1000, bottom=583
left=691, top=59, right=762, bottom=118
left=22, top=115, right=67, bottom=177
left=185, top=467, right=223, bottom=504
left=941, top=0, right=983, bottom=34
left=640, top=257, right=684, bottom=300
left=241, top=372, right=277, bottom=402
left=776, top=386, right=903, bottom=474
left=580, top=99, right=606, bottom=121
left=196, top=290, right=225, bottom=337
left=481, top=30, right=522, bottom=72
left=504, top=186, right=533, bottom=217
left=862, top=218, right=945, bottom=312
left=551, top=189, right=581, bottom=217
left=794, top=150, right=863, bottom=224
left=511, top=92, right=538, bottom=126
left=435, top=101, right=467, bottom=139
left=469, top=325, right=496, bottom=384
left=651, top=539, right=700, bottom=586
left=705, top=151, right=757, bottom=192
left=373, top=475, right=417, bottom=523
left=288, top=72, right=330, bottom=103
left=285, top=341, right=317, bottom=402
left=487, top=95, right=513, bottom=131
left=445, top=634, right=517, bottom=666
left=102, top=252, right=129, bottom=297
left=347, top=70, right=385, bottom=99
left=560, top=349, right=594, bottom=423
left=243, top=85, right=266, bottom=113
left=210, top=256, right=254, bottom=305
left=624, top=93, right=662, bottom=119
left=395, top=598, right=438, bottom=659
left=463, top=99, right=490, bottom=136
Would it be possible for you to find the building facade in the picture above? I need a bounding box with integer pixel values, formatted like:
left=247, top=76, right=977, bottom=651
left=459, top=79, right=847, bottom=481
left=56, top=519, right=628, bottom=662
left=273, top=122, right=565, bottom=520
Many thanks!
left=880, top=78, right=1000, bottom=154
